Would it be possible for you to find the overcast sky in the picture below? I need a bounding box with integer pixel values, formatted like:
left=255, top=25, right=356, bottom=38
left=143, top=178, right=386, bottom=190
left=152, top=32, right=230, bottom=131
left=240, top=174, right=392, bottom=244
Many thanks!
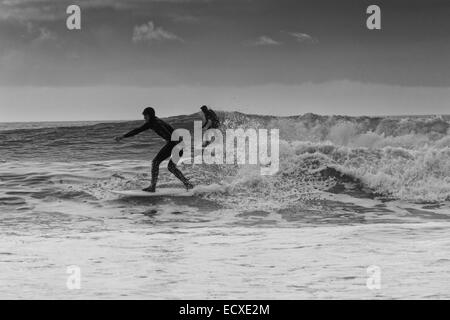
left=0, top=0, right=449, bottom=121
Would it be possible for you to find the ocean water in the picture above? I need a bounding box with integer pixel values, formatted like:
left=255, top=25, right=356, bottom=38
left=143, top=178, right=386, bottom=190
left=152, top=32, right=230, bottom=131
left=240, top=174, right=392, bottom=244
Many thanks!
left=0, top=112, right=449, bottom=299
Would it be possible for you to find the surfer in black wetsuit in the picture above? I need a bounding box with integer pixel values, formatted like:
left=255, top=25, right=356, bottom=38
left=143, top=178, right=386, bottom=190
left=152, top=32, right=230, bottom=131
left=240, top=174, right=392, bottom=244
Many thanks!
left=200, top=105, right=221, bottom=148
left=201, top=105, right=220, bottom=130
left=115, top=107, right=193, bottom=193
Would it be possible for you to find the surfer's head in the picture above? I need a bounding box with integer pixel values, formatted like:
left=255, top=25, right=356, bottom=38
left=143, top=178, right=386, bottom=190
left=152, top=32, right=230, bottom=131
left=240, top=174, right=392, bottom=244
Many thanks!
left=200, top=106, right=209, bottom=117
left=142, top=107, right=155, bottom=122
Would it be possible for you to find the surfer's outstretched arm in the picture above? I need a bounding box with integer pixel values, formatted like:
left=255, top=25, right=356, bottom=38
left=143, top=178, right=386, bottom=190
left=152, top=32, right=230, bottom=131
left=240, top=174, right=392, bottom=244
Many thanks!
left=115, top=122, right=152, bottom=141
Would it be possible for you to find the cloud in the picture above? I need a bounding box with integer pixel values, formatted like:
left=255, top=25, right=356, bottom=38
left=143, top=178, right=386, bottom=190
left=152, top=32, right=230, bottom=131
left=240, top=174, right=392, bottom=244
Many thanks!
left=24, top=21, right=58, bottom=44
left=0, top=0, right=194, bottom=22
left=289, top=32, right=318, bottom=44
left=12, top=21, right=59, bottom=45
left=32, top=27, right=57, bottom=44
left=0, top=3, right=60, bottom=22
left=249, top=36, right=281, bottom=46
left=132, top=21, right=183, bottom=43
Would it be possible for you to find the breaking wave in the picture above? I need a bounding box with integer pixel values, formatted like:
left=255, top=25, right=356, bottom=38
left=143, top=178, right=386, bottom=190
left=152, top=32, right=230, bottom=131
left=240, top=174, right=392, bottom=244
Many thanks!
left=216, top=112, right=450, bottom=205
left=0, top=112, right=449, bottom=214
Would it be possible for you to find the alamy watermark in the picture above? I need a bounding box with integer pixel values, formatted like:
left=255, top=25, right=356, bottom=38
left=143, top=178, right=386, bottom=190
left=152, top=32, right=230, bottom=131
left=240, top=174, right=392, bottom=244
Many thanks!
left=366, top=265, right=381, bottom=290
left=170, top=121, right=280, bottom=175
left=66, top=265, right=81, bottom=290
left=65, top=4, right=381, bottom=32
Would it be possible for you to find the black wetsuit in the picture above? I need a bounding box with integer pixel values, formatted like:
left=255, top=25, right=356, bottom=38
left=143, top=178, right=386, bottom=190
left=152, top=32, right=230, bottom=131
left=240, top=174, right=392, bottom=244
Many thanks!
left=202, top=109, right=221, bottom=148
left=123, top=117, right=190, bottom=188
left=202, top=109, right=220, bottom=129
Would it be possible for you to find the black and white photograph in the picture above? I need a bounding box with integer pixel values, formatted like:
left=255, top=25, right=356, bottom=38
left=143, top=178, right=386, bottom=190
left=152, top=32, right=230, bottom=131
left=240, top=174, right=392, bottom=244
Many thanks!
left=0, top=0, right=449, bottom=302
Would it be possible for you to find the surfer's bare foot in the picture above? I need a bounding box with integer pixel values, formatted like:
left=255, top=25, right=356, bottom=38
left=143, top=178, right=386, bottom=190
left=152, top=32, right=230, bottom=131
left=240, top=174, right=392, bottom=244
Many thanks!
left=142, top=185, right=156, bottom=193
left=185, top=182, right=194, bottom=191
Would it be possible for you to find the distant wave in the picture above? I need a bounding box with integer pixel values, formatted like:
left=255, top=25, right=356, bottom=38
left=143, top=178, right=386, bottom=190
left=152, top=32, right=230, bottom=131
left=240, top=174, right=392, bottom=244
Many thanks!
left=1, top=111, right=449, bottom=205
left=0, top=120, right=120, bottom=132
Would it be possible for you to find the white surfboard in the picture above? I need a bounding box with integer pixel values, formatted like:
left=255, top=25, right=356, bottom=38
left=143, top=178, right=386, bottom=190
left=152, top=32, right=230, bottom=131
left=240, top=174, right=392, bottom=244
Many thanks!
left=112, top=188, right=194, bottom=197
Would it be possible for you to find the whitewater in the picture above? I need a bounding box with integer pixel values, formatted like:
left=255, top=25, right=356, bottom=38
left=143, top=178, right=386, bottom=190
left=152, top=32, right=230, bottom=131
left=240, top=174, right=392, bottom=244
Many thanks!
left=0, top=112, right=449, bottom=299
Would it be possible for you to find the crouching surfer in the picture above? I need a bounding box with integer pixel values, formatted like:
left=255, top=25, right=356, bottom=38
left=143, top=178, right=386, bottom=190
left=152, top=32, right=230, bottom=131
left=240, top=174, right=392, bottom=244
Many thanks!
left=114, top=107, right=194, bottom=193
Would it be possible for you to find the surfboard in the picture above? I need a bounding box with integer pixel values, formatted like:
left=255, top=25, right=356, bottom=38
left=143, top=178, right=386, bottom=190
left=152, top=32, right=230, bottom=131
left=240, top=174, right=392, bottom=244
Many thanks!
left=112, top=188, right=195, bottom=197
